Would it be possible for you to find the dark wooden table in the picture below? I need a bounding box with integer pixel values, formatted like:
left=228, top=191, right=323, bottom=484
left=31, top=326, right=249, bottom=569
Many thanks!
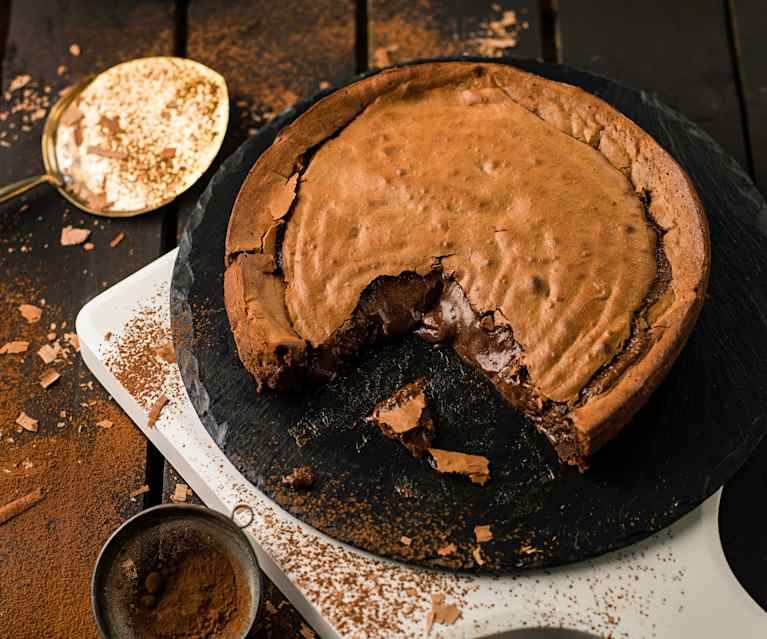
left=1, top=2, right=765, bottom=637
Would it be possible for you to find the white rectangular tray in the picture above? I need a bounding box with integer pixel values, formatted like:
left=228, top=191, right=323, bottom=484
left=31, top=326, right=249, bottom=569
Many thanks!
left=77, top=249, right=765, bottom=638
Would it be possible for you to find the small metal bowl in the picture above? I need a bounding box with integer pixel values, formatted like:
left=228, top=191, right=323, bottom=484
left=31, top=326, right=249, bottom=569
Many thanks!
left=92, top=503, right=263, bottom=639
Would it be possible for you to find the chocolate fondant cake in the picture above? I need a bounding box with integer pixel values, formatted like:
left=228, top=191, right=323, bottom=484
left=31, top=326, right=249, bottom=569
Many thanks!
left=224, top=62, right=709, bottom=469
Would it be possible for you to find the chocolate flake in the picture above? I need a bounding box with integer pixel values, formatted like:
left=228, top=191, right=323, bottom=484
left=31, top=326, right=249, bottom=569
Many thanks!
left=18, top=304, right=42, bottom=323
left=146, top=394, right=168, bottom=428
left=0, top=488, right=44, bottom=526
left=16, top=412, right=38, bottom=432
left=63, top=332, right=80, bottom=351
left=37, top=343, right=60, bottom=364
left=86, top=145, right=128, bottom=160
left=129, top=484, right=150, bottom=498
left=39, top=369, right=61, bottom=389
left=426, top=593, right=462, bottom=633
left=170, top=483, right=191, bottom=503
left=59, top=103, right=84, bottom=127
left=0, top=341, right=29, bottom=354
left=474, top=524, right=493, bottom=543
left=60, top=225, right=91, bottom=246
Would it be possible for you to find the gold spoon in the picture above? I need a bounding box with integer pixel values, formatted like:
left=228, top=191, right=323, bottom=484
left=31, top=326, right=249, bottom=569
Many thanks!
left=0, top=57, right=229, bottom=217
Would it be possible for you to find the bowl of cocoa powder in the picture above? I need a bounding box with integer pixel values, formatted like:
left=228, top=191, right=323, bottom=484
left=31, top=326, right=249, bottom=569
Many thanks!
left=92, top=504, right=262, bottom=639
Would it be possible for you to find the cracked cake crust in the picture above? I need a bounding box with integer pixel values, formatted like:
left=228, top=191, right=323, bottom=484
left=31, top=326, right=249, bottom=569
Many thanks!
left=224, top=62, right=709, bottom=467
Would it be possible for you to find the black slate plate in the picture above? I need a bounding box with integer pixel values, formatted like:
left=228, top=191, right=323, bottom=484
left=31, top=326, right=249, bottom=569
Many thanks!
left=171, top=58, right=767, bottom=573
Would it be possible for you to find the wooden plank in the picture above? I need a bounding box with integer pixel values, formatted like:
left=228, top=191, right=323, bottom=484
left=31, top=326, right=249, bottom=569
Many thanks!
left=731, top=0, right=767, bottom=191
left=557, top=0, right=749, bottom=169
left=369, top=0, right=543, bottom=65
left=175, top=0, right=358, bottom=240
left=0, top=2, right=174, bottom=638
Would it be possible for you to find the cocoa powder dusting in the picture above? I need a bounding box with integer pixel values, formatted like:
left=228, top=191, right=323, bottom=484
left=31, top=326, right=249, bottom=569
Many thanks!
left=130, top=547, right=250, bottom=639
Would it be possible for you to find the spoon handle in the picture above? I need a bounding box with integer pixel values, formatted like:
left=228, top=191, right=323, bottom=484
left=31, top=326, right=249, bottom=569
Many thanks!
left=0, top=173, right=60, bottom=206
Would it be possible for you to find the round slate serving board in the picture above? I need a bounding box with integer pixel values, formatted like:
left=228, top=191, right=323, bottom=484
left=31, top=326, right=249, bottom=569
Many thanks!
left=171, top=58, right=767, bottom=573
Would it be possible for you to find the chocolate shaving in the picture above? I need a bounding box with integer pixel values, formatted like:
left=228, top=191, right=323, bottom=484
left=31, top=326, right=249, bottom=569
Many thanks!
left=39, top=369, right=61, bottom=389
left=129, top=484, right=150, bottom=498
left=0, top=488, right=44, bottom=526
left=158, top=147, right=176, bottom=160
left=0, top=341, right=29, bottom=354
left=37, top=343, right=60, bottom=364
left=59, top=103, right=83, bottom=127
left=18, top=304, right=42, bottom=323
left=426, top=593, right=462, bottom=633
left=474, top=524, right=493, bottom=543
left=146, top=394, right=168, bottom=428
left=16, top=412, right=38, bottom=432
left=86, top=145, right=128, bottom=160
left=98, top=115, right=121, bottom=135
left=170, top=483, right=190, bottom=503
left=60, top=225, right=91, bottom=246
left=63, top=332, right=80, bottom=351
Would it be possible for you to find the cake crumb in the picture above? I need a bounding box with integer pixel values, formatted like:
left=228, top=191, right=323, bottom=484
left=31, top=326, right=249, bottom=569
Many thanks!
left=83, top=242, right=94, bottom=251
left=69, top=43, right=81, bottom=57
left=299, top=623, right=316, bottom=639
left=96, top=419, right=113, bottom=429
left=437, top=543, right=457, bottom=557
left=400, top=536, right=412, bottom=546
left=472, top=546, right=485, bottom=566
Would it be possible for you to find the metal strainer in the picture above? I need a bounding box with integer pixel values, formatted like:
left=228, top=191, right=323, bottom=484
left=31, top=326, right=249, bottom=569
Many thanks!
left=92, top=504, right=262, bottom=639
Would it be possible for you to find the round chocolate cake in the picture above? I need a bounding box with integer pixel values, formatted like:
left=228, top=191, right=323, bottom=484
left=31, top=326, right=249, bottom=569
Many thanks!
left=224, top=62, right=709, bottom=469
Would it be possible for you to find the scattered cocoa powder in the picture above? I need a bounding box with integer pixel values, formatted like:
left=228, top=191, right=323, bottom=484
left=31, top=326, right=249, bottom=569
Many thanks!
left=0, top=279, right=148, bottom=639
